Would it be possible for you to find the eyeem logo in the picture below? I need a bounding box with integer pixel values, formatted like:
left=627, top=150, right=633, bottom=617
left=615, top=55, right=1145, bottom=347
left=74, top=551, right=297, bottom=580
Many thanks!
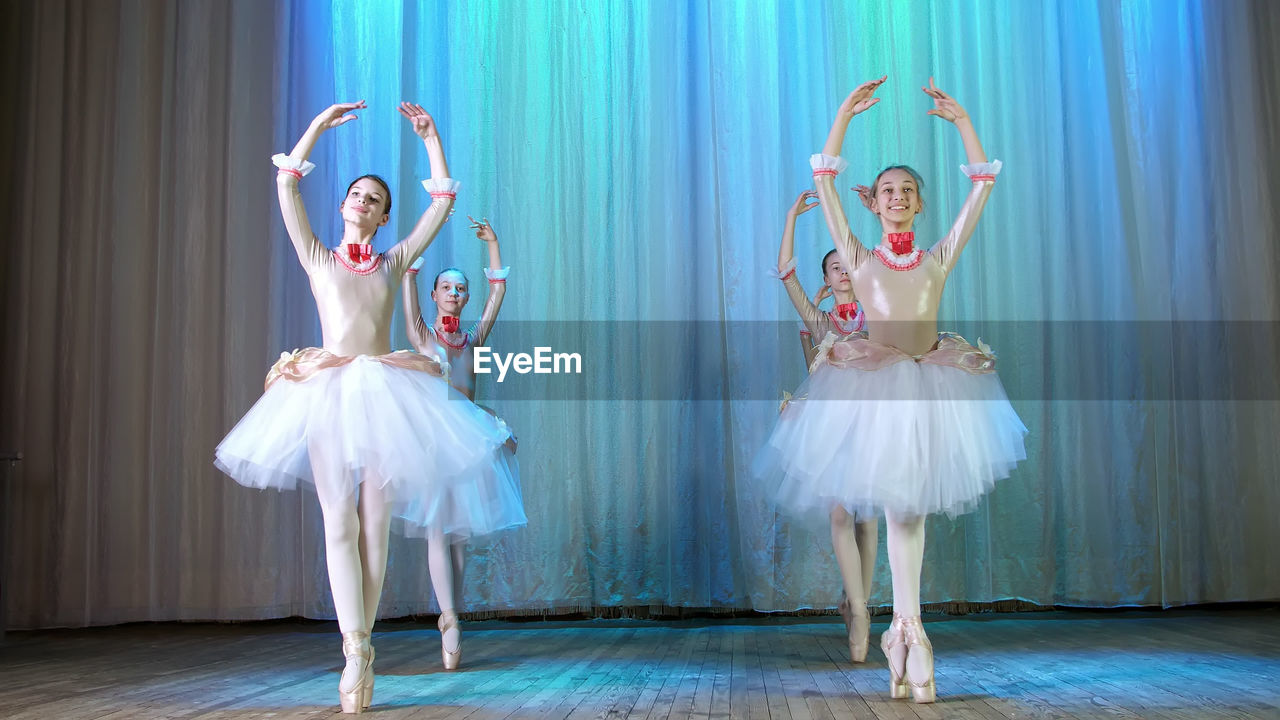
left=473, top=346, right=583, bottom=382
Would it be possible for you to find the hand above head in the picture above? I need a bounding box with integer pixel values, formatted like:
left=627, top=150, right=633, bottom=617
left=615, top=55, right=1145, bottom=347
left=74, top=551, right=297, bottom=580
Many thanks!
left=467, top=215, right=497, bottom=243
left=397, top=102, right=438, bottom=139
left=852, top=184, right=875, bottom=212
left=789, top=190, right=819, bottom=217
left=923, top=77, right=968, bottom=123
left=310, top=101, right=365, bottom=131
left=836, top=76, right=887, bottom=121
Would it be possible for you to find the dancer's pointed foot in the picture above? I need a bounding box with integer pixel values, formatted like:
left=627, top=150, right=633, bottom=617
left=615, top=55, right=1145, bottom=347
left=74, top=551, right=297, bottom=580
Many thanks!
left=881, top=614, right=935, bottom=703
left=438, top=609, right=462, bottom=670
left=838, top=594, right=870, bottom=662
left=339, top=631, right=374, bottom=713
left=880, top=615, right=909, bottom=699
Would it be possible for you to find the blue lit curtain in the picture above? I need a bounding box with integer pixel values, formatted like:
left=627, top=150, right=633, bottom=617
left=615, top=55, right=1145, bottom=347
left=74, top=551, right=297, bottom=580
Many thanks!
left=2, top=0, right=1277, bottom=627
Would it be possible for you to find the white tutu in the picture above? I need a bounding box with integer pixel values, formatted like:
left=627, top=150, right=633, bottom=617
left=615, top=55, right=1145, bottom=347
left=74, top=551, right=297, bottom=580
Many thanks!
left=215, top=352, right=526, bottom=539
left=400, top=411, right=524, bottom=541
left=754, top=333, right=1027, bottom=522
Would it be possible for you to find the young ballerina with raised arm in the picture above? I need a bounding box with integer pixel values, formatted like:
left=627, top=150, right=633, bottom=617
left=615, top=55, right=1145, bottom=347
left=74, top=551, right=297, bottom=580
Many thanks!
left=215, top=102, right=515, bottom=714
left=757, top=78, right=1027, bottom=703
left=769, top=189, right=877, bottom=663
left=401, top=216, right=525, bottom=671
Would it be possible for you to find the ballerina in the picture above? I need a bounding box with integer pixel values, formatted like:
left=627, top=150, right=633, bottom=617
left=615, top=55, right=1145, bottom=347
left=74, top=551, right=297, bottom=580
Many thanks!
left=402, top=216, right=525, bottom=670
left=770, top=189, right=877, bottom=663
left=215, top=101, right=514, bottom=713
left=757, top=77, right=1027, bottom=703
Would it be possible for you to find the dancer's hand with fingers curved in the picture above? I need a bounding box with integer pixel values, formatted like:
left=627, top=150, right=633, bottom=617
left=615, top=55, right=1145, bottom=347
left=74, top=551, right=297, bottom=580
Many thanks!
left=853, top=184, right=875, bottom=211
left=836, top=76, right=887, bottom=121
left=310, top=101, right=365, bottom=132
left=789, top=190, right=819, bottom=217
left=467, top=216, right=496, bottom=243
left=813, top=284, right=832, bottom=306
left=923, top=77, right=968, bottom=123
left=397, top=102, right=438, bottom=139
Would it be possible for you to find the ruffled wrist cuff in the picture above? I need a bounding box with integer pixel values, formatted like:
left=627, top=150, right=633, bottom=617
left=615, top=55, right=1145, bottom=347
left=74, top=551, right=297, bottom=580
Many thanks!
left=272, top=154, right=316, bottom=176
left=422, top=178, right=461, bottom=198
left=409, top=257, right=425, bottom=273
left=767, top=257, right=798, bottom=280
left=809, top=153, right=849, bottom=177
left=961, top=160, right=1002, bottom=182
left=484, top=266, right=510, bottom=281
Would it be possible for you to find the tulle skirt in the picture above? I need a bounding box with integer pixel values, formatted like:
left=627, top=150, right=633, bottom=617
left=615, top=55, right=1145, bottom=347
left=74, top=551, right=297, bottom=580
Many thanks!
left=754, top=333, right=1027, bottom=524
left=215, top=350, right=526, bottom=539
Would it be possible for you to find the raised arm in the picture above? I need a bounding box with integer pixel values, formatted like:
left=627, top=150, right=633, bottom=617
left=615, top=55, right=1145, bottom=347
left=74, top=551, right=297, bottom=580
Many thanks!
left=402, top=257, right=432, bottom=353
left=921, top=78, right=1001, bottom=274
left=813, top=78, right=885, bottom=273
left=386, top=102, right=458, bottom=272
left=468, top=217, right=508, bottom=346
left=774, top=190, right=827, bottom=335
left=274, top=102, right=365, bottom=267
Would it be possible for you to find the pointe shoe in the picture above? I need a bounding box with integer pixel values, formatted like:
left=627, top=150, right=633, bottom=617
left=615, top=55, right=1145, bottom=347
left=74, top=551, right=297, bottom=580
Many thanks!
left=837, top=595, right=870, bottom=663
left=339, top=631, right=374, bottom=714
left=881, top=615, right=935, bottom=703
left=899, top=616, right=936, bottom=703
left=880, top=615, right=910, bottom=699
left=438, top=609, right=462, bottom=670
left=362, top=645, right=375, bottom=709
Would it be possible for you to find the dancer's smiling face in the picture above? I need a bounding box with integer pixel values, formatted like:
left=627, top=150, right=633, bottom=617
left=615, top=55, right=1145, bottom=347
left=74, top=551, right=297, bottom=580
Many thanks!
left=822, top=250, right=853, bottom=293
left=870, top=167, right=924, bottom=224
left=431, top=269, right=470, bottom=315
left=340, top=177, right=391, bottom=232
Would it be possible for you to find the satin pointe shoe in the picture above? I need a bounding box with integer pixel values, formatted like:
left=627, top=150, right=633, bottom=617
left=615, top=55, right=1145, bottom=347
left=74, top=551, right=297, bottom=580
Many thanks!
left=438, top=609, right=462, bottom=670
left=898, top=615, right=935, bottom=703
left=339, top=631, right=374, bottom=713
left=838, top=594, right=870, bottom=663
left=880, top=614, right=910, bottom=699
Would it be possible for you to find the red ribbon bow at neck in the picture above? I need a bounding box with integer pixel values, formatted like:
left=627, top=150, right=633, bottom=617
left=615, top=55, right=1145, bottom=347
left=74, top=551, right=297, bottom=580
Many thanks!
left=886, top=232, right=915, bottom=255
left=344, top=243, right=373, bottom=264
left=835, top=303, right=859, bottom=321
left=439, top=316, right=460, bottom=334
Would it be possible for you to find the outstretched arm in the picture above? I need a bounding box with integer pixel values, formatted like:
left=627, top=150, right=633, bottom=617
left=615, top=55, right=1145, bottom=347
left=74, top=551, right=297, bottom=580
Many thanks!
left=387, top=102, right=457, bottom=272
left=814, top=77, right=885, bottom=273
left=469, top=217, right=508, bottom=346
left=922, top=78, right=1000, bottom=273
left=774, top=190, right=827, bottom=335
left=402, top=258, right=432, bottom=353
left=275, top=102, right=365, bottom=267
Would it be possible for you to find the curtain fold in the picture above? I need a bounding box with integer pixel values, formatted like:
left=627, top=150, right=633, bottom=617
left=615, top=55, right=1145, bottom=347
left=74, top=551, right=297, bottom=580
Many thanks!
left=2, top=0, right=1277, bottom=629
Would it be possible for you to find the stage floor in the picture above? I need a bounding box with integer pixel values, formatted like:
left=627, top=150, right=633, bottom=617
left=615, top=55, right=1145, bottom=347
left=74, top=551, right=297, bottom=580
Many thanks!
left=0, top=609, right=1276, bottom=719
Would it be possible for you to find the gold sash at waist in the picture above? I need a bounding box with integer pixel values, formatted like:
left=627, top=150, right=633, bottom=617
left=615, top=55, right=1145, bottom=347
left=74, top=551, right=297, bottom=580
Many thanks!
left=812, top=331, right=997, bottom=375
left=265, top=348, right=447, bottom=390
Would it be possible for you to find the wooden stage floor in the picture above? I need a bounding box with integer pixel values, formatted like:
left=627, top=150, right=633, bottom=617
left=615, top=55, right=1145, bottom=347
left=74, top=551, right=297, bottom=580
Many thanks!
left=0, top=609, right=1276, bottom=719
